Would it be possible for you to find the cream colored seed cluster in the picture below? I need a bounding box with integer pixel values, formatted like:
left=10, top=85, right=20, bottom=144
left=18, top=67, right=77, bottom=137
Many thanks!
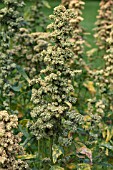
left=94, top=28, right=113, bottom=92
left=0, top=110, right=29, bottom=170
left=13, top=28, right=49, bottom=78
left=94, top=0, right=113, bottom=50
left=0, top=0, right=24, bottom=112
left=62, top=0, right=85, bottom=61
left=28, top=0, right=47, bottom=32
left=88, top=27, right=113, bottom=124
left=29, top=6, right=83, bottom=142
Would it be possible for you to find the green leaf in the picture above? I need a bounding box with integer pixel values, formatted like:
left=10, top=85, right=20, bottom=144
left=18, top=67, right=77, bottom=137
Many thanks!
left=52, top=144, right=63, bottom=164
left=77, top=163, right=91, bottom=170
left=19, top=119, right=30, bottom=126
left=42, top=0, right=51, bottom=8
left=16, top=65, right=30, bottom=83
left=50, top=166, right=64, bottom=170
left=11, top=84, right=22, bottom=92
left=101, top=143, right=113, bottom=151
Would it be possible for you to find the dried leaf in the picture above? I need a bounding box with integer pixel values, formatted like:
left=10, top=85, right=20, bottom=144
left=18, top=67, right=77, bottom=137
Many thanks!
left=76, top=146, right=92, bottom=164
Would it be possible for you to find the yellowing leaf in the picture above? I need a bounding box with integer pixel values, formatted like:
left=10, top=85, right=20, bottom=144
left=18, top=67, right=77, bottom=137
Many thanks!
left=106, top=129, right=110, bottom=142
left=50, top=166, right=64, bottom=170
left=77, top=163, right=91, bottom=170
left=66, top=163, right=76, bottom=169
left=19, top=119, right=30, bottom=126
left=65, top=101, right=72, bottom=109
left=52, top=144, right=63, bottom=164
left=105, top=148, right=109, bottom=156
left=86, top=48, right=97, bottom=57
left=84, top=115, right=91, bottom=122
left=83, top=81, right=96, bottom=95
left=17, top=154, right=36, bottom=160
left=102, top=131, right=106, bottom=139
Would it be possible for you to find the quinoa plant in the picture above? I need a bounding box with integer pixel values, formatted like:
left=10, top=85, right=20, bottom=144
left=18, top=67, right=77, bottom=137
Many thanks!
left=13, top=29, right=49, bottom=78
left=94, top=0, right=113, bottom=50
left=85, top=2, right=113, bottom=165
left=28, top=0, right=48, bottom=32
left=62, top=0, right=85, bottom=60
left=6, top=28, right=49, bottom=120
left=29, top=5, right=85, bottom=169
left=0, top=110, right=29, bottom=170
left=0, top=0, right=25, bottom=113
left=86, top=36, right=113, bottom=169
left=62, top=0, right=91, bottom=115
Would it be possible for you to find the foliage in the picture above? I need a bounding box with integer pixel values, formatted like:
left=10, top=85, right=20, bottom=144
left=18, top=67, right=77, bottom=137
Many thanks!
left=0, top=0, right=113, bottom=169
left=0, top=110, right=29, bottom=169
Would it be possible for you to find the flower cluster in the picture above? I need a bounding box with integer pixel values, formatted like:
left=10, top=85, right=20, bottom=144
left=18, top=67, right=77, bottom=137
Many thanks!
left=0, top=0, right=25, bottom=112
left=28, top=0, right=47, bottom=32
left=29, top=5, right=83, bottom=142
left=0, top=110, right=29, bottom=170
left=94, top=27, right=113, bottom=114
left=13, top=28, right=49, bottom=78
left=62, top=0, right=85, bottom=61
left=94, top=0, right=113, bottom=50
left=86, top=24, right=113, bottom=164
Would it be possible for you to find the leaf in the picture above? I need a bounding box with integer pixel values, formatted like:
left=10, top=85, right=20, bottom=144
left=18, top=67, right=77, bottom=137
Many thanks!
left=106, top=129, right=111, bottom=142
left=83, top=81, right=96, bottom=95
left=19, top=119, right=30, bottom=127
left=76, top=146, right=92, bottom=164
left=86, top=48, right=97, bottom=57
left=42, top=0, right=51, bottom=8
left=17, top=154, right=36, bottom=160
left=83, top=115, right=91, bottom=122
left=77, top=163, right=91, bottom=170
left=66, top=163, right=76, bottom=169
left=11, top=84, right=22, bottom=92
left=50, top=166, right=64, bottom=170
left=102, top=131, right=106, bottom=139
left=105, top=148, right=109, bottom=156
left=101, top=143, right=113, bottom=151
left=18, top=124, right=29, bottom=138
left=64, top=101, right=72, bottom=109
left=16, top=65, right=30, bottom=83
left=52, top=144, right=63, bottom=164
